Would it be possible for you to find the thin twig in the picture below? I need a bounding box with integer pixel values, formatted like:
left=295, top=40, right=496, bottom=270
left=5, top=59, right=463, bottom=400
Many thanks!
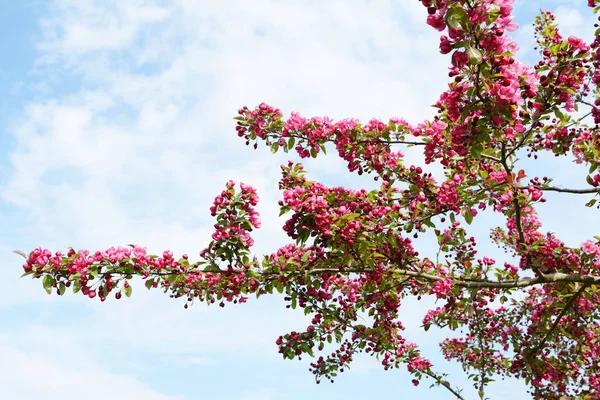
left=524, top=283, right=589, bottom=363
left=422, top=370, right=466, bottom=400
left=517, top=185, right=598, bottom=194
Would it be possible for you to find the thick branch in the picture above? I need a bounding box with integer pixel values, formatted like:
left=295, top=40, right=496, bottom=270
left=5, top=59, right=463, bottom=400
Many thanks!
left=307, top=268, right=600, bottom=289
left=74, top=264, right=600, bottom=290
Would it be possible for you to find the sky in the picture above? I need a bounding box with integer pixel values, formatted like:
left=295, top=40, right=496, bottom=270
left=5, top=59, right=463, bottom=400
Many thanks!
left=0, top=1, right=599, bottom=399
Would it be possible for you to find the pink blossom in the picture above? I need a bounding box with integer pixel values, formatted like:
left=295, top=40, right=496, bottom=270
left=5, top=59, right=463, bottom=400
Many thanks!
left=427, top=13, right=446, bottom=31
left=407, top=356, right=432, bottom=372
left=581, top=241, right=599, bottom=256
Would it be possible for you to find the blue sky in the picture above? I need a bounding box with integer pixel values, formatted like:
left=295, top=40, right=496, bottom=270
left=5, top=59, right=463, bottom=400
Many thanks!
left=0, top=1, right=598, bottom=399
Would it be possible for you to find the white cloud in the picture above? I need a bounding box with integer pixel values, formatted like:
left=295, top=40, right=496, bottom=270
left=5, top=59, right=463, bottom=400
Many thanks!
left=0, top=343, right=181, bottom=400
left=38, top=0, right=169, bottom=54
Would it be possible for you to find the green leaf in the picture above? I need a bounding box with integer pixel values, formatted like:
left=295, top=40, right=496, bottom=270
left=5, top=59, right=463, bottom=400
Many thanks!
left=470, top=142, right=484, bottom=157
left=423, top=218, right=436, bottom=228
left=498, top=107, right=513, bottom=121
left=466, top=46, right=482, bottom=65
left=486, top=9, right=499, bottom=24
left=204, top=264, right=221, bottom=272
left=73, top=280, right=82, bottom=294
left=20, top=270, right=34, bottom=278
left=445, top=7, right=467, bottom=31
left=586, top=199, right=597, bottom=208
left=297, top=229, right=309, bottom=245
left=462, top=209, right=473, bottom=225
left=446, top=14, right=462, bottom=30
left=59, top=282, right=66, bottom=296
left=453, top=7, right=468, bottom=24
left=587, top=175, right=595, bottom=186
left=301, top=251, right=311, bottom=263
left=145, top=278, right=155, bottom=290
left=342, top=213, right=361, bottom=221
left=42, top=275, right=54, bottom=295
left=276, top=281, right=284, bottom=294
left=554, top=108, right=565, bottom=121
left=124, top=285, right=133, bottom=297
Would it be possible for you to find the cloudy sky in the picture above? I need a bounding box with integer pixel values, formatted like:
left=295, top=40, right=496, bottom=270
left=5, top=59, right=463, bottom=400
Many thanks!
left=1, top=1, right=598, bottom=399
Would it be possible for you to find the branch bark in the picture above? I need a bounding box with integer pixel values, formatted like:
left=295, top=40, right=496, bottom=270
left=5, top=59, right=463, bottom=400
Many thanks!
left=307, top=268, right=600, bottom=289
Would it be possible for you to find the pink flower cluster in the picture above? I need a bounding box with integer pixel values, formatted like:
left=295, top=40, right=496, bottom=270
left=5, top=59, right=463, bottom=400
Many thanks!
left=407, top=356, right=432, bottom=372
left=431, top=279, right=454, bottom=299
left=209, top=181, right=260, bottom=248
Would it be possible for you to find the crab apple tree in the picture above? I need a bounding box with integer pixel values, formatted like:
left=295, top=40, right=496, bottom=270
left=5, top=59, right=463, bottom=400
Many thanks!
left=17, top=0, right=600, bottom=399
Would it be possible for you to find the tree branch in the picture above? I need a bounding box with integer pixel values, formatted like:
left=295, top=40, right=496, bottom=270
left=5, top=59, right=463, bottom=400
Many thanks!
left=422, top=370, right=466, bottom=400
left=280, top=132, right=427, bottom=147
left=524, top=283, right=590, bottom=363
left=517, top=185, right=598, bottom=194
left=80, top=263, right=600, bottom=291
left=307, top=268, right=600, bottom=289
left=499, top=143, right=541, bottom=277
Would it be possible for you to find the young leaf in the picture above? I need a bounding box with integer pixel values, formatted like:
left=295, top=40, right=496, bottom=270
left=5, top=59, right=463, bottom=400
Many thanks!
left=462, top=209, right=473, bottom=225
left=145, top=278, right=155, bottom=290
left=42, top=275, right=54, bottom=295
left=466, top=46, right=482, bottom=65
